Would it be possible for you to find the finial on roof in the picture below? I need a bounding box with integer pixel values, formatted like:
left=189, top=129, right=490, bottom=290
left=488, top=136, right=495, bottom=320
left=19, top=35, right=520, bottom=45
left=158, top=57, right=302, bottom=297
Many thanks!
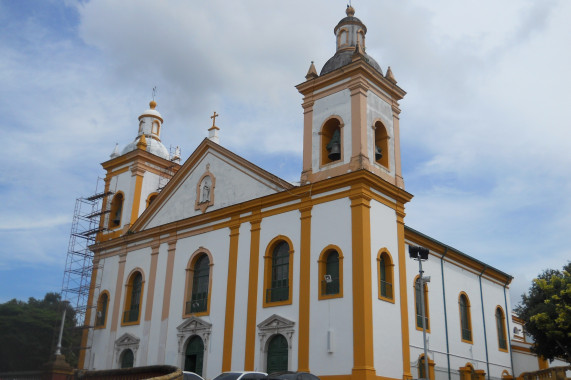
left=352, top=41, right=365, bottom=62
left=346, top=4, right=355, bottom=17
left=110, top=143, right=120, bottom=159
left=385, top=66, right=397, bottom=84
left=306, top=61, right=318, bottom=80
left=208, top=111, right=220, bottom=144
left=137, top=133, right=148, bottom=150
left=149, top=100, right=157, bottom=109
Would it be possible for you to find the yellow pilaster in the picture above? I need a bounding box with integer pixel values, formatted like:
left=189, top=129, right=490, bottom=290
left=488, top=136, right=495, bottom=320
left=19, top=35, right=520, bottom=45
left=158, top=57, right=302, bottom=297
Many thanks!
left=396, top=204, right=412, bottom=380
left=129, top=166, right=145, bottom=226
left=222, top=221, right=241, bottom=371
left=349, top=185, right=375, bottom=380
left=298, top=200, right=312, bottom=372
left=244, top=214, right=262, bottom=370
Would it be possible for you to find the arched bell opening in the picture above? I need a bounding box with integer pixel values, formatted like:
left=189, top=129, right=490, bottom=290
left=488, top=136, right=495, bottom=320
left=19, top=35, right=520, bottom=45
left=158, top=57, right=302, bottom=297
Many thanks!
left=321, top=117, right=343, bottom=165
left=373, top=121, right=389, bottom=168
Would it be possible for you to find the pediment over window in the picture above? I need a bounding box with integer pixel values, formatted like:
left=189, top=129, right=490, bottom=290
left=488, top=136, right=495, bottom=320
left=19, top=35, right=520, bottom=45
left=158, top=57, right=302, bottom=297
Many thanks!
left=177, top=316, right=212, bottom=333
left=115, top=333, right=140, bottom=348
left=258, top=314, right=295, bottom=332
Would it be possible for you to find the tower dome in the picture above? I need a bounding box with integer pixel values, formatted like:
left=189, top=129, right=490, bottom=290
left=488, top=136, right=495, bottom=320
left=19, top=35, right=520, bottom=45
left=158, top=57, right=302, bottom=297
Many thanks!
left=320, top=6, right=382, bottom=76
left=120, top=100, right=170, bottom=160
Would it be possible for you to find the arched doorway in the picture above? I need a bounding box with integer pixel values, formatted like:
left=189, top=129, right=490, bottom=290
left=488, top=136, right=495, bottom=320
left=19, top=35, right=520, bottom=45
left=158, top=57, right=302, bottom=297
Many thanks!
left=184, top=336, right=204, bottom=375
left=266, top=334, right=288, bottom=374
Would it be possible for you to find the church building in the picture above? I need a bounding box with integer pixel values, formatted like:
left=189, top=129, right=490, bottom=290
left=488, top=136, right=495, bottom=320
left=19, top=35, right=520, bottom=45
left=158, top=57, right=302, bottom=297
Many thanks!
left=77, top=7, right=555, bottom=380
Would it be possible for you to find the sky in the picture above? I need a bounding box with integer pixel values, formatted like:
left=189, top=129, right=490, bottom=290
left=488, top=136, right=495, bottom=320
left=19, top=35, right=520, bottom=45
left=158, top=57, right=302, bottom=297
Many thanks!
left=0, top=0, right=570, bottom=308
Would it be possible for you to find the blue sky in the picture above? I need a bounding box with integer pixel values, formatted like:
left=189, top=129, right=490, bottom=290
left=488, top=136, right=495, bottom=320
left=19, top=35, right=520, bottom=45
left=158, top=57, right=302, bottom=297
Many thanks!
left=0, top=0, right=570, bottom=307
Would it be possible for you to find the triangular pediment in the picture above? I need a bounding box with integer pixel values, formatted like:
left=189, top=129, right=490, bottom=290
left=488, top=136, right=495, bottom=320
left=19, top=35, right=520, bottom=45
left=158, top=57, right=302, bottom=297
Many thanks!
left=115, top=332, right=140, bottom=347
left=132, top=139, right=293, bottom=231
left=176, top=316, right=212, bottom=333
left=257, top=314, right=295, bottom=332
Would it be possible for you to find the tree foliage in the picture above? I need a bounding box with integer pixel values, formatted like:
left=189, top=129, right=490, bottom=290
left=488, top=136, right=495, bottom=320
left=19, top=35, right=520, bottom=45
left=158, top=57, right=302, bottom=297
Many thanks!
left=515, top=262, right=571, bottom=363
left=0, top=292, right=81, bottom=372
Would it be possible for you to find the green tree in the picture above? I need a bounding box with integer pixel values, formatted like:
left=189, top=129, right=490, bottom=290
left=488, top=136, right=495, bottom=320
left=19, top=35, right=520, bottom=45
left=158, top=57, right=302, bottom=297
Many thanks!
left=0, top=292, right=81, bottom=372
left=515, top=262, right=571, bottom=363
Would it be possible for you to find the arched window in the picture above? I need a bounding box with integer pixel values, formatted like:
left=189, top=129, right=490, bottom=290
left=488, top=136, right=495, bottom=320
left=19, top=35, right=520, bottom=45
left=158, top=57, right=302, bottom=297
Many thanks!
left=357, top=30, right=365, bottom=48
left=146, top=192, right=158, bottom=208
left=267, top=334, right=288, bottom=373
left=321, top=118, right=342, bottom=165
left=495, top=306, right=508, bottom=351
left=459, top=293, right=472, bottom=343
left=95, top=291, right=109, bottom=328
left=264, top=237, right=294, bottom=306
left=318, top=246, right=343, bottom=299
left=337, top=29, right=348, bottom=49
left=418, top=354, right=434, bottom=380
left=123, top=271, right=143, bottom=325
left=373, top=121, right=389, bottom=168
left=109, top=192, right=124, bottom=229
left=152, top=121, right=160, bottom=135
left=377, top=249, right=394, bottom=301
left=186, top=254, right=210, bottom=314
left=184, top=336, right=204, bottom=375
left=120, top=349, right=134, bottom=368
left=414, top=276, right=430, bottom=331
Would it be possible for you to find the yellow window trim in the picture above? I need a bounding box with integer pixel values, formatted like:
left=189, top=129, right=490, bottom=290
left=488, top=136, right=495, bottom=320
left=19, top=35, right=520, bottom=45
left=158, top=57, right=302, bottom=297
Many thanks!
left=182, top=248, right=214, bottom=318
left=121, top=269, right=145, bottom=327
left=377, top=248, right=395, bottom=303
left=263, top=235, right=294, bottom=308
left=413, top=274, right=431, bottom=333
left=458, top=291, right=473, bottom=344
left=317, top=244, right=344, bottom=301
left=495, top=305, right=509, bottom=352
left=319, top=116, right=345, bottom=167
left=418, top=354, right=435, bottom=380
left=94, top=290, right=110, bottom=330
left=146, top=192, right=158, bottom=208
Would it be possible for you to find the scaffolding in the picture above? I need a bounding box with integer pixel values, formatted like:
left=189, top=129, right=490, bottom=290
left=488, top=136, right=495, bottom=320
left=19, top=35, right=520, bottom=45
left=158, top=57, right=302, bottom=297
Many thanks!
left=157, top=145, right=181, bottom=192
left=61, top=177, right=112, bottom=327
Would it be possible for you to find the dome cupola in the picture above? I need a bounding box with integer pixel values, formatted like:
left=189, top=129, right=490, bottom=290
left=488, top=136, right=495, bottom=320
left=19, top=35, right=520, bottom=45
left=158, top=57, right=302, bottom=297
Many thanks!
left=120, top=100, right=170, bottom=160
left=320, top=6, right=382, bottom=76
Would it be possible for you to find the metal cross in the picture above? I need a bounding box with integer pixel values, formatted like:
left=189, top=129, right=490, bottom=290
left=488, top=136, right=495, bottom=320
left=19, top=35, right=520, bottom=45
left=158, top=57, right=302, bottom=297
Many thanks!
left=210, top=111, right=219, bottom=127
left=152, top=86, right=157, bottom=101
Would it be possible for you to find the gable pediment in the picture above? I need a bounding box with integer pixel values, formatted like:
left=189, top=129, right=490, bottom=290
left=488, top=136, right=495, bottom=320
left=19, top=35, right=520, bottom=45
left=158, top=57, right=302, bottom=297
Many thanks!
left=132, top=139, right=293, bottom=231
left=115, top=332, right=140, bottom=347
left=257, top=314, right=295, bottom=332
left=176, top=316, right=212, bottom=334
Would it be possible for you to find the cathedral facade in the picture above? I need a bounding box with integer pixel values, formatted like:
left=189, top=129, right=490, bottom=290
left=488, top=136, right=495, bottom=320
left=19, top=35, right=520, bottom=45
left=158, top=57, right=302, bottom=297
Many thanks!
left=79, top=7, right=544, bottom=380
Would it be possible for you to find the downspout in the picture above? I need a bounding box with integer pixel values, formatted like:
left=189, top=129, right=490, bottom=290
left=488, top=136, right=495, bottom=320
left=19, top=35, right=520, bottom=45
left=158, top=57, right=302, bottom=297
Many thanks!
left=440, top=248, right=451, bottom=380
left=503, top=281, right=515, bottom=377
left=479, top=266, right=490, bottom=380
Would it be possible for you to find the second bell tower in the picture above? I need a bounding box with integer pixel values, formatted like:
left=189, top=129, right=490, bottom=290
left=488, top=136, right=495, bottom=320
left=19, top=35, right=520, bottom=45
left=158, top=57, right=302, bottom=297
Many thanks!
left=296, top=6, right=406, bottom=189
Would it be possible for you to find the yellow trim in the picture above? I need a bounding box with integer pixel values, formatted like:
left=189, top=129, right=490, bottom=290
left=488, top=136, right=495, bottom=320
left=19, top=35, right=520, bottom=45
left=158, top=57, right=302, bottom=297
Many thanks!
left=413, top=274, right=431, bottom=333
left=349, top=185, right=376, bottom=380
left=495, top=305, right=508, bottom=352
left=130, top=170, right=144, bottom=225
left=146, top=192, right=158, bottom=208
left=121, top=268, right=145, bottom=326
left=144, top=246, right=159, bottom=322
left=222, top=222, right=241, bottom=372
left=244, top=217, right=261, bottom=370
left=263, top=235, right=295, bottom=308
left=182, top=248, right=214, bottom=318
left=396, top=207, right=412, bottom=380
left=537, top=356, right=548, bottom=370
left=458, top=292, right=473, bottom=344
left=376, top=248, right=395, bottom=303
left=79, top=263, right=100, bottom=368
left=161, top=241, right=177, bottom=321
left=317, top=244, right=344, bottom=300
left=417, top=354, right=435, bottom=380
left=94, top=290, right=110, bottom=329
left=298, top=203, right=312, bottom=372
left=110, top=253, right=127, bottom=332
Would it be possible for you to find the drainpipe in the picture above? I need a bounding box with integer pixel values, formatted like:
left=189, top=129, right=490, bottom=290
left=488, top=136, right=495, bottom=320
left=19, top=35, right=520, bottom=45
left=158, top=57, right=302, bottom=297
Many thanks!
left=440, top=248, right=451, bottom=380
left=503, top=282, right=515, bottom=377
left=479, top=266, right=490, bottom=380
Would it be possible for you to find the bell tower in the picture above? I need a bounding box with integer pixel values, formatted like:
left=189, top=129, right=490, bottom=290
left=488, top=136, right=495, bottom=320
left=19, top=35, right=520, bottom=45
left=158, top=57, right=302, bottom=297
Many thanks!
left=296, top=6, right=406, bottom=188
